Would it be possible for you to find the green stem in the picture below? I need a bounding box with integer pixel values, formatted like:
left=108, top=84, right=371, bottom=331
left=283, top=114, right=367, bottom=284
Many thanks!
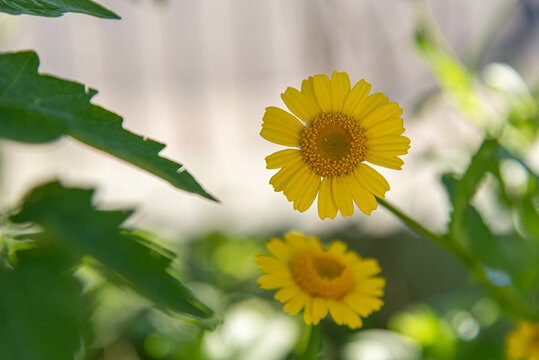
left=301, top=324, right=322, bottom=360
left=378, top=198, right=534, bottom=320
left=377, top=199, right=446, bottom=248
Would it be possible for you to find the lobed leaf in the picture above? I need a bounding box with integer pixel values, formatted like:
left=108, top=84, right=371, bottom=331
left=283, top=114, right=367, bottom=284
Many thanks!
left=10, top=180, right=213, bottom=318
left=0, top=0, right=120, bottom=19
left=0, top=51, right=216, bottom=201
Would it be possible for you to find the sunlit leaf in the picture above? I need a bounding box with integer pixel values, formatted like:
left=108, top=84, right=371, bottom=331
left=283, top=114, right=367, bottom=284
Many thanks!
left=0, top=0, right=120, bottom=19
left=10, top=180, right=213, bottom=318
left=415, top=24, right=485, bottom=123
left=0, top=51, right=216, bottom=201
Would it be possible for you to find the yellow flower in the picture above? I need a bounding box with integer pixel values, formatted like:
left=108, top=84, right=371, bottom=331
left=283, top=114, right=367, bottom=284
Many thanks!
left=255, top=231, right=385, bottom=329
left=506, top=321, right=539, bottom=360
left=261, top=72, right=410, bottom=219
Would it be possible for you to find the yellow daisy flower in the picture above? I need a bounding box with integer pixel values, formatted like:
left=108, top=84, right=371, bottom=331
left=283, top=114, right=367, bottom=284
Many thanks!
left=506, top=321, right=539, bottom=360
left=261, top=71, right=410, bottom=219
left=255, top=231, right=385, bottom=329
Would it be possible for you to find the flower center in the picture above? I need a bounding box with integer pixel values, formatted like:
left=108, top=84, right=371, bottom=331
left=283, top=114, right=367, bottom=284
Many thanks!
left=300, top=113, right=366, bottom=177
left=291, top=252, right=354, bottom=299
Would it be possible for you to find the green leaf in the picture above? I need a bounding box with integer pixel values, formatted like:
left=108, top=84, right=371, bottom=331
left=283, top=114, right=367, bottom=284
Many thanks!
left=0, top=0, right=120, bottom=19
left=441, top=174, right=458, bottom=202
left=0, top=51, right=216, bottom=201
left=494, top=146, right=539, bottom=242
left=519, top=191, right=539, bottom=242
left=448, top=139, right=499, bottom=241
left=11, top=180, right=213, bottom=318
left=443, top=174, right=526, bottom=277
left=0, top=247, right=88, bottom=360
left=466, top=207, right=511, bottom=271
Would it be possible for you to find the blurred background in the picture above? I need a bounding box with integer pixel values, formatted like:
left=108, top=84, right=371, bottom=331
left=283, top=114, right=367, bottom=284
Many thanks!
left=1, top=0, right=538, bottom=359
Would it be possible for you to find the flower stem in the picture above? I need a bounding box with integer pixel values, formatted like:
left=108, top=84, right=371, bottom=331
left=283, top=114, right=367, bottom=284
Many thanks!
left=301, top=324, right=322, bottom=360
left=378, top=198, right=534, bottom=320
left=377, top=199, right=446, bottom=247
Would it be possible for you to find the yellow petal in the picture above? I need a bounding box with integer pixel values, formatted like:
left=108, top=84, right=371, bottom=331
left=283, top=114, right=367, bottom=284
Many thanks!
left=354, top=277, right=386, bottom=296
left=303, top=297, right=315, bottom=325
left=283, top=292, right=310, bottom=315
left=284, top=231, right=309, bottom=251
left=255, top=254, right=290, bottom=274
left=282, top=87, right=320, bottom=122
left=301, top=76, right=322, bottom=114
left=342, top=79, right=371, bottom=115
left=283, top=164, right=312, bottom=202
left=351, top=92, right=388, bottom=121
left=305, top=235, right=324, bottom=251
left=331, top=176, right=355, bottom=217
left=311, top=297, right=329, bottom=325
left=327, top=300, right=363, bottom=329
left=330, top=71, right=351, bottom=112
left=367, top=135, right=411, bottom=154
left=275, top=285, right=301, bottom=303
left=363, top=117, right=405, bottom=138
left=359, top=102, right=402, bottom=129
left=257, top=273, right=294, bottom=289
left=343, top=251, right=362, bottom=266
left=261, top=106, right=304, bottom=146
left=347, top=172, right=378, bottom=215
left=347, top=313, right=363, bottom=329
left=364, top=152, right=404, bottom=170
left=260, top=129, right=299, bottom=148
left=317, top=177, right=338, bottom=220
left=266, top=237, right=292, bottom=262
left=266, top=149, right=302, bottom=169
left=354, top=164, right=390, bottom=198
left=352, top=258, right=382, bottom=278
left=312, top=74, right=332, bottom=113
left=269, top=160, right=305, bottom=192
left=293, top=169, right=321, bottom=213
left=328, top=240, right=348, bottom=255
left=343, top=293, right=384, bottom=317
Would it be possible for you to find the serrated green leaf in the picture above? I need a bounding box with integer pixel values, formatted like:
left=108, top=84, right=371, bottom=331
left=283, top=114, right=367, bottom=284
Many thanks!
left=0, top=51, right=216, bottom=201
left=448, top=139, right=499, bottom=242
left=0, top=247, right=88, bottom=360
left=10, top=180, right=212, bottom=318
left=0, top=0, right=120, bottom=19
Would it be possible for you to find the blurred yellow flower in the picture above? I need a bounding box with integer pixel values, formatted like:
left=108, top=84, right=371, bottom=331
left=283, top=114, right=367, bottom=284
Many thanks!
left=261, top=72, right=410, bottom=219
left=255, top=231, right=385, bottom=329
left=506, top=321, right=539, bottom=360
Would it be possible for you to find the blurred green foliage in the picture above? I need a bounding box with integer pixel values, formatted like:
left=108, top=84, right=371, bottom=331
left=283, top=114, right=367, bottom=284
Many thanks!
left=0, top=247, right=89, bottom=360
left=0, top=181, right=213, bottom=359
left=0, top=1, right=538, bottom=359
